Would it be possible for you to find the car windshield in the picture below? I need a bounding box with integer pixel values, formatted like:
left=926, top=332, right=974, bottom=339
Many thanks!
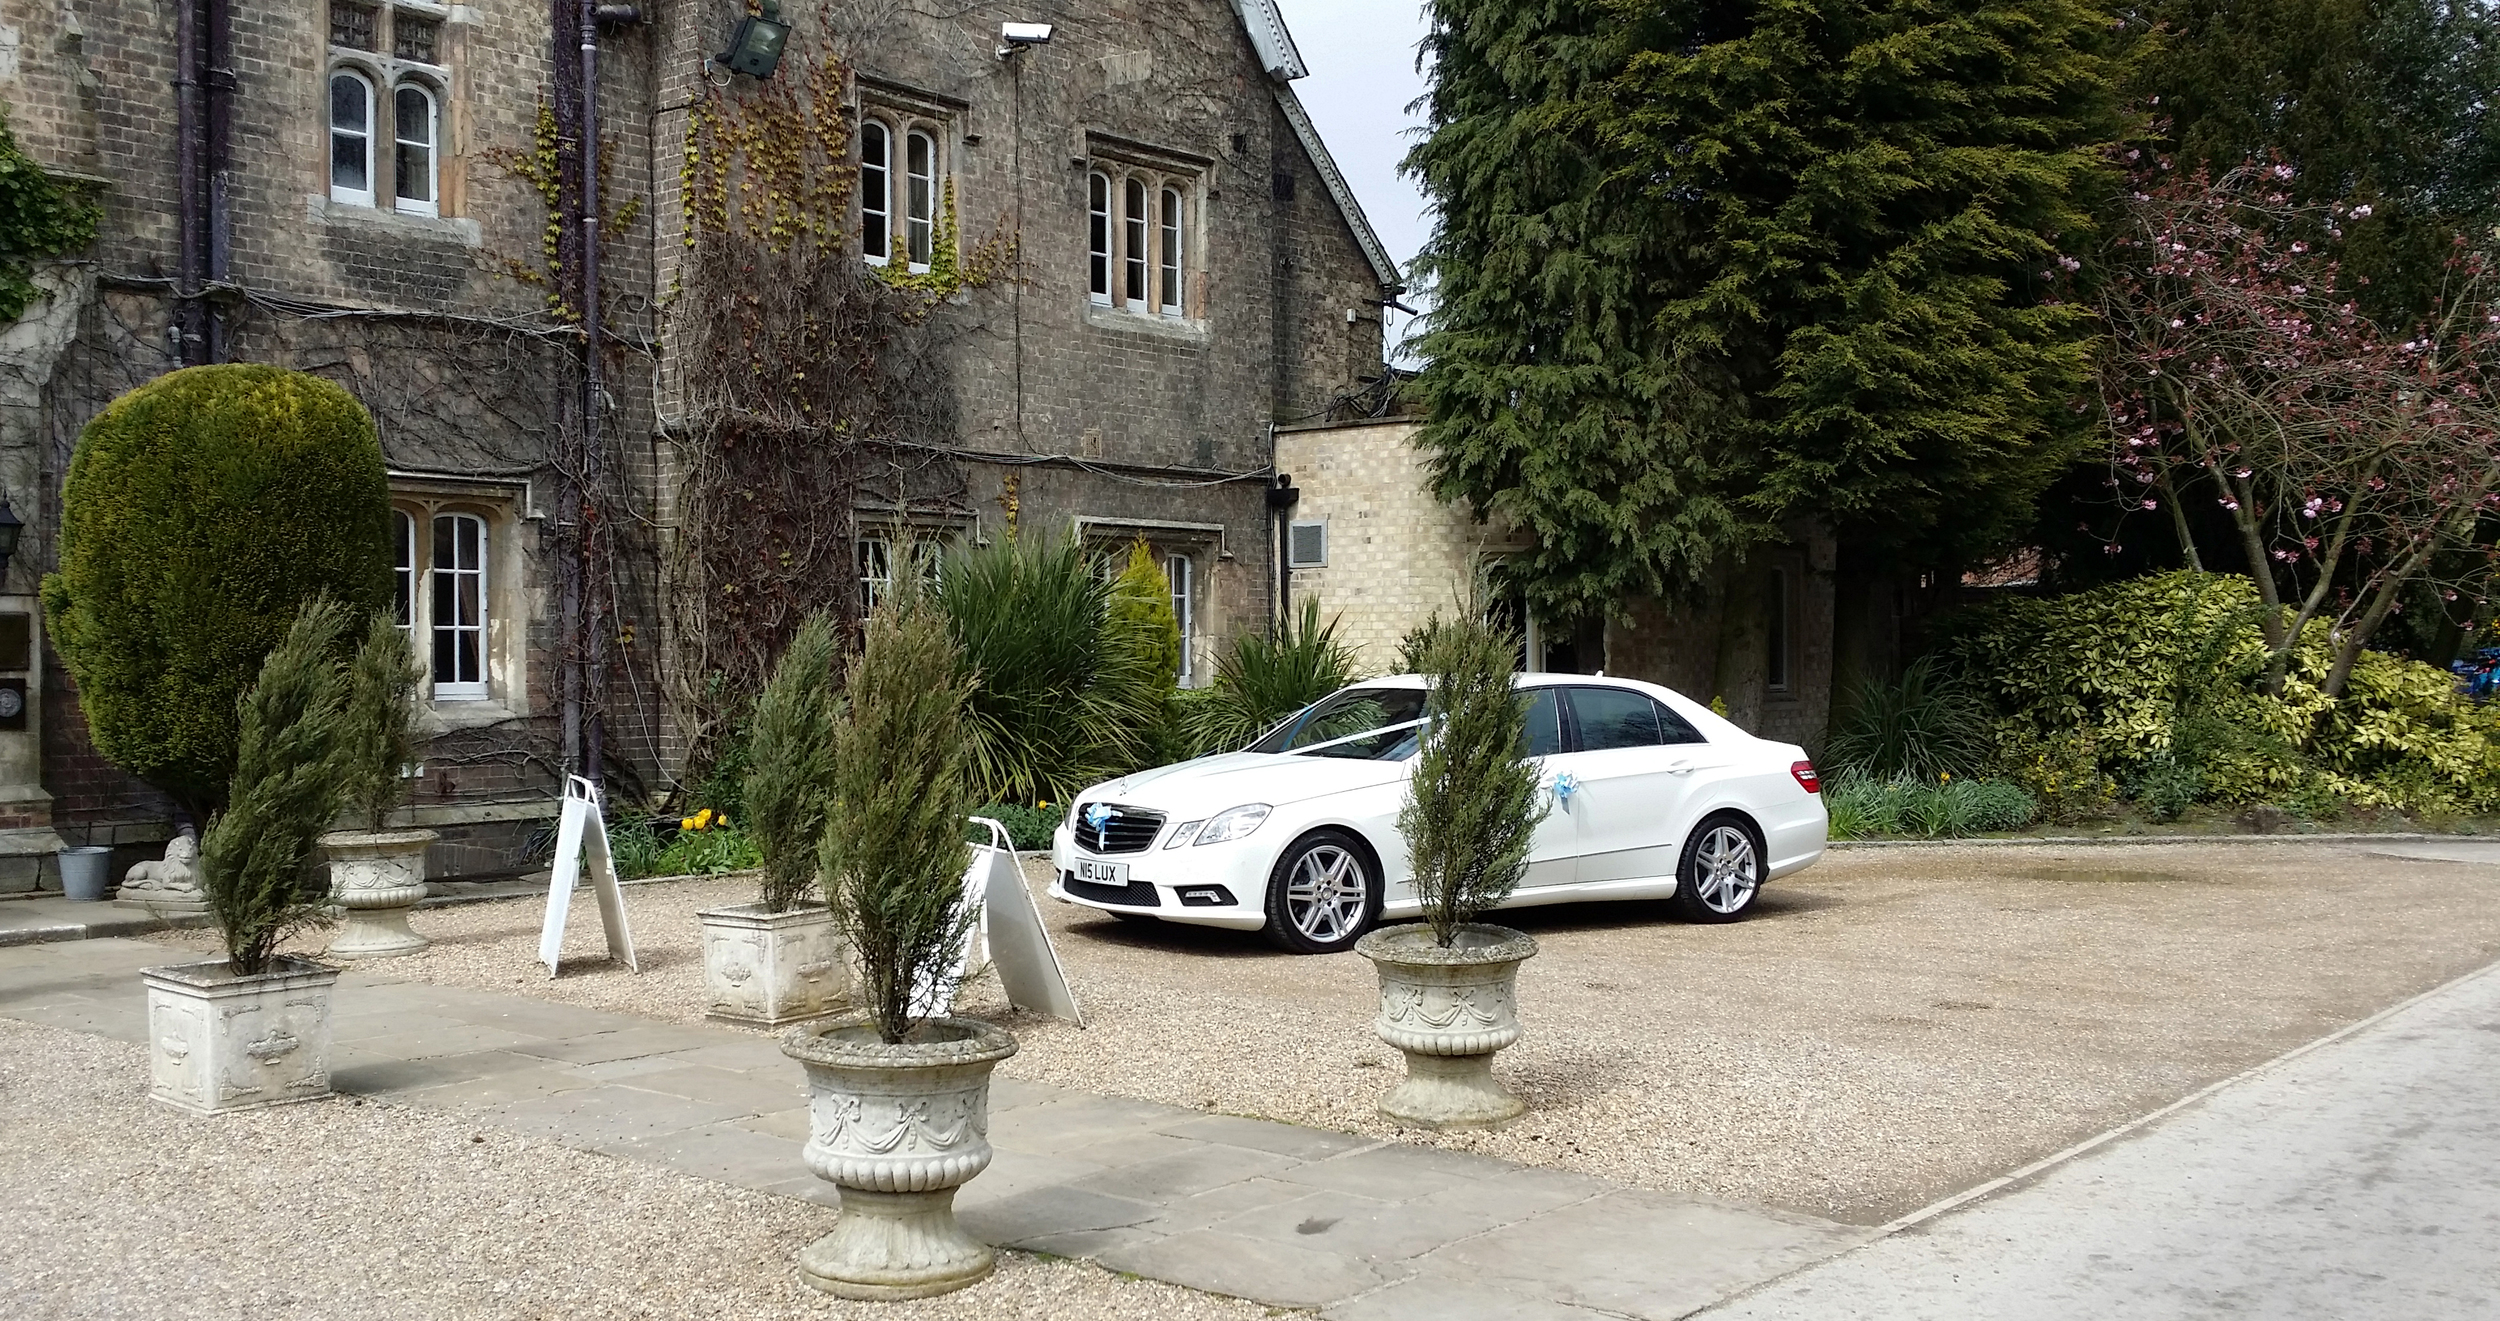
left=1248, top=687, right=1429, bottom=760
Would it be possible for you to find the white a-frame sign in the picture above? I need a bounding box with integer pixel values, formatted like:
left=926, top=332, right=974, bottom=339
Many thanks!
left=537, top=775, right=639, bottom=977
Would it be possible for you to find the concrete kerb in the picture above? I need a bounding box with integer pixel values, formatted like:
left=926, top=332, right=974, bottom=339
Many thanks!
left=1827, top=830, right=2468, bottom=850
left=1687, top=953, right=2500, bottom=1317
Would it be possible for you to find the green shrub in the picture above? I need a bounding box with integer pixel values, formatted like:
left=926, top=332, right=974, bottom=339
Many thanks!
left=969, top=802, right=1059, bottom=851
left=199, top=600, right=354, bottom=975
left=338, top=613, right=424, bottom=832
left=43, top=365, right=392, bottom=821
left=742, top=612, right=840, bottom=911
left=1184, top=598, right=1360, bottom=756
left=821, top=590, right=979, bottom=1043
left=1943, top=571, right=2500, bottom=815
left=1825, top=657, right=1988, bottom=780
left=2128, top=755, right=2204, bottom=823
left=1400, top=614, right=1547, bottom=946
left=607, top=816, right=668, bottom=879
left=653, top=813, right=762, bottom=875
left=1822, top=774, right=2034, bottom=839
left=936, top=536, right=1158, bottom=803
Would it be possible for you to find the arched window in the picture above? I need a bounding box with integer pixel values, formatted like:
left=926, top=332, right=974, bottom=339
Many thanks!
left=329, top=69, right=375, bottom=206
left=860, top=120, right=890, bottom=264
left=1087, top=171, right=1112, bottom=305
left=1123, top=177, right=1148, bottom=307
left=393, top=82, right=438, bottom=217
left=905, top=129, right=935, bottom=271
left=1159, top=187, right=1184, bottom=316
left=430, top=512, right=489, bottom=700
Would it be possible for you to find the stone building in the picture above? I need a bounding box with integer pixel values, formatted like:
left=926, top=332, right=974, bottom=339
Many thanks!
left=0, top=0, right=1396, bottom=894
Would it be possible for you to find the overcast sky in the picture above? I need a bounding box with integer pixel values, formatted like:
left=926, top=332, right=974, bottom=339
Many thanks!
left=1271, top=0, right=1434, bottom=363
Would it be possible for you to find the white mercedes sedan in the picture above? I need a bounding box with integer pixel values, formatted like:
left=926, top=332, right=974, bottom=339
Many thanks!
left=1048, top=674, right=1828, bottom=954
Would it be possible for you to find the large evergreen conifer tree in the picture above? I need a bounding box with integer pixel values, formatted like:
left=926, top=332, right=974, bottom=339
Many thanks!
left=1410, top=0, right=2121, bottom=615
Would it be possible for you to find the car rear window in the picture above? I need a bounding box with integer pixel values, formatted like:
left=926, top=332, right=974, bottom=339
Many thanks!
left=1565, top=686, right=1709, bottom=750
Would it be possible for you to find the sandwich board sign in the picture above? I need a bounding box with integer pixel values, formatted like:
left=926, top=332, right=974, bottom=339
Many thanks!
left=911, top=818, right=1083, bottom=1025
left=537, top=774, right=639, bottom=977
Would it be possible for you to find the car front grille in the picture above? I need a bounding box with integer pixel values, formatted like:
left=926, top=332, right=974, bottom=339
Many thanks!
left=1063, top=875, right=1161, bottom=907
left=1072, top=803, right=1165, bottom=854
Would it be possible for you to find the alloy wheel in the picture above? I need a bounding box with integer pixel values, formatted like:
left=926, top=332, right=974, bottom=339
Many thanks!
left=1693, top=824, right=1760, bottom=914
left=1284, top=843, right=1368, bottom=943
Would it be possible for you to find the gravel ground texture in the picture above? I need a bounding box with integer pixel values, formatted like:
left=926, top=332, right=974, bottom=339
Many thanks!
left=145, top=840, right=2500, bottom=1223
left=0, top=1016, right=1273, bottom=1321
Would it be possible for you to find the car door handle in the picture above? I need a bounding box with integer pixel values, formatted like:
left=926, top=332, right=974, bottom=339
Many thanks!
left=1664, top=760, right=1697, bottom=774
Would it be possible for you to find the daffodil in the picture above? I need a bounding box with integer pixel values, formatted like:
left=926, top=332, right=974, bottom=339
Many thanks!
left=694, top=808, right=714, bottom=829
left=680, top=816, right=696, bottom=831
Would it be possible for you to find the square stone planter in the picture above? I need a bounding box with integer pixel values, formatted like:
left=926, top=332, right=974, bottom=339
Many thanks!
left=142, top=957, right=341, bottom=1115
left=698, top=902, right=850, bottom=1027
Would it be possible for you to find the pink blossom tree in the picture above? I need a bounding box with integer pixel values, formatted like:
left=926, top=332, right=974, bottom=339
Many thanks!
left=2098, top=162, right=2500, bottom=697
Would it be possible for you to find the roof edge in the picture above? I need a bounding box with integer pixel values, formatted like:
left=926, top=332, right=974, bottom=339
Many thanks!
left=1272, top=83, right=1404, bottom=291
left=1228, top=0, right=1309, bottom=81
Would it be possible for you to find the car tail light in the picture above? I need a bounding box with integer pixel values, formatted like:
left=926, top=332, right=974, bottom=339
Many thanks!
left=1791, top=760, right=1821, bottom=793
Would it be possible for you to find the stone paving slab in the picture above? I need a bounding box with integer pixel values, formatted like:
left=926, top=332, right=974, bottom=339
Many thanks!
left=0, top=937, right=1869, bottom=1317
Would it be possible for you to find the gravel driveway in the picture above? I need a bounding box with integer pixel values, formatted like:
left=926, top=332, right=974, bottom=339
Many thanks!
left=143, top=839, right=2500, bottom=1223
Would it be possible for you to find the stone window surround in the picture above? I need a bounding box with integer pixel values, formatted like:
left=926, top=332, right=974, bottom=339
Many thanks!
left=390, top=473, right=533, bottom=731
left=1073, top=515, right=1227, bottom=688
left=327, top=1, right=457, bottom=220
left=1080, top=133, right=1209, bottom=324
left=853, top=509, right=974, bottom=619
left=851, top=76, right=967, bottom=276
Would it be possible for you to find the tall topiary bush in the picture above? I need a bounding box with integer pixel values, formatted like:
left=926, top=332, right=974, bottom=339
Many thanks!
left=820, top=588, right=979, bottom=1043
left=200, top=599, right=355, bottom=975
left=1399, top=614, right=1548, bottom=947
left=1105, top=540, right=1182, bottom=692
left=339, top=613, right=425, bottom=833
left=743, top=610, right=841, bottom=913
left=44, top=365, right=392, bottom=822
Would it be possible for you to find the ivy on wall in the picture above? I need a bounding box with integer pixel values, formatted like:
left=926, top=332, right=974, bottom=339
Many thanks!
left=0, top=104, right=101, bottom=323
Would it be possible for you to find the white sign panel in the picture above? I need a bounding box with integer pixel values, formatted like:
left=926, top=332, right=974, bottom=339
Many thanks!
left=909, top=820, right=1083, bottom=1025
left=537, top=775, right=639, bottom=977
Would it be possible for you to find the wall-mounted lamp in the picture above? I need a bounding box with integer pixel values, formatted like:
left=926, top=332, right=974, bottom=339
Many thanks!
left=0, top=501, right=23, bottom=584
left=997, top=21, right=1053, bottom=60
left=712, top=0, right=792, bottom=81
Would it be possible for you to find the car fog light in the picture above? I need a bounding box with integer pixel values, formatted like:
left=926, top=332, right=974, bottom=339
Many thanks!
left=1193, top=803, right=1270, bottom=845
left=1164, top=820, right=1204, bottom=849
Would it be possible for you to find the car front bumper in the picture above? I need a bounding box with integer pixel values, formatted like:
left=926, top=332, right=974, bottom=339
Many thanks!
left=1047, top=824, right=1272, bottom=931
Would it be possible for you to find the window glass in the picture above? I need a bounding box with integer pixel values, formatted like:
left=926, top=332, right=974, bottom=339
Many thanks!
left=330, top=2, right=377, bottom=50
left=1122, top=177, right=1148, bottom=306
left=1566, top=686, right=1662, bottom=751
left=905, top=130, right=934, bottom=268
left=429, top=513, right=487, bottom=696
left=1656, top=700, right=1708, bottom=745
left=1249, top=687, right=1428, bottom=755
left=1166, top=554, right=1192, bottom=685
left=1087, top=172, right=1111, bottom=302
left=1520, top=688, right=1564, bottom=757
left=857, top=536, right=892, bottom=617
left=391, top=510, right=415, bottom=630
left=860, top=122, right=889, bottom=262
left=394, top=85, right=435, bottom=213
left=329, top=72, right=372, bottom=199
left=1158, top=188, right=1183, bottom=314
left=393, top=15, right=440, bottom=63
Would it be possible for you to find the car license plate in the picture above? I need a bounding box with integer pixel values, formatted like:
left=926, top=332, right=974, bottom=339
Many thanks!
left=1076, top=859, right=1129, bottom=885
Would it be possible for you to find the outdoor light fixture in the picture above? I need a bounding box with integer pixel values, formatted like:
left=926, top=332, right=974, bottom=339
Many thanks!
left=0, top=501, right=22, bottom=584
left=996, top=21, right=1053, bottom=59
left=713, top=0, right=791, bottom=80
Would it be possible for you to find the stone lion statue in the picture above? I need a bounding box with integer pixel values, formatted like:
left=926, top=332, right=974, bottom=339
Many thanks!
left=121, top=833, right=201, bottom=893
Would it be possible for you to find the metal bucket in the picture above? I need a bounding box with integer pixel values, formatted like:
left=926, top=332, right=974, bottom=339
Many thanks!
left=58, top=846, right=114, bottom=901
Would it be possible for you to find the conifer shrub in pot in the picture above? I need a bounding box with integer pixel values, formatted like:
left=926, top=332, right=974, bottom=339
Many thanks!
left=322, top=614, right=437, bottom=959
left=145, top=601, right=354, bottom=1114
left=701, top=611, right=849, bottom=1026
left=1354, top=614, right=1545, bottom=1131
left=781, top=590, right=1013, bottom=1300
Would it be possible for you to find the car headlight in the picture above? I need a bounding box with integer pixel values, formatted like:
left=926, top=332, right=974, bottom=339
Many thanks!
left=1193, top=804, right=1271, bottom=846
left=1163, top=820, right=1204, bottom=849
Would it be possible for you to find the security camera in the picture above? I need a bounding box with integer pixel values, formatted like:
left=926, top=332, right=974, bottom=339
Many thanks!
left=1000, top=22, right=1054, bottom=45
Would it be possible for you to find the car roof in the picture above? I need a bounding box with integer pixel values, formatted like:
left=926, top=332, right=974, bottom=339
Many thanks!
left=1348, top=672, right=1754, bottom=744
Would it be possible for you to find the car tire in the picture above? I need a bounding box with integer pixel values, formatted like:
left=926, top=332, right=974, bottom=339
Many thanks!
left=1669, top=813, right=1765, bottom=923
left=1262, top=829, right=1381, bottom=955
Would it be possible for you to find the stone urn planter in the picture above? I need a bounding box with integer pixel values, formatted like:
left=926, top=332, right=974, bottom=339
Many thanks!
left=698, top=901, right=850, bottom=1026
left=142, top=957, right=341, bottom=1114
left=320, top=828, right=437, bottom=959
left=1354, top=923, right=1539, bottom=1131
left=781, top=1013, right=1019, bottom=1300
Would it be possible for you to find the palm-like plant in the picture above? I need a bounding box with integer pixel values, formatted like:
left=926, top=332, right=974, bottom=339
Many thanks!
left=1824, top=656, right=1988, bottom=780
left=1184, top=598, right=1359, bottom=756
left=935, top=537, right=1160, bottom=803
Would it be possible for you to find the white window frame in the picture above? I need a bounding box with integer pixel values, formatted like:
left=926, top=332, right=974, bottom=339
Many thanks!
left=392, top=80, right=440, bottom=218
left=392, top=508, right=418, bottom=634
left=1159, top=186, right=1184, bottom=317
left=1087, top=171, right=1114, bottom=305
left=860, top=119, right=891, bottom=265
left=858, top=535, right=893, bottom=618
left=1167, top=552, right=1194, bottom=686
left=428, top=511, right=490, bottom=701
left=904, top=128, right=936, bottom=273
left=1122, top=176, right=1149, bottom=309
left=329, top=68, right=376, bottom=206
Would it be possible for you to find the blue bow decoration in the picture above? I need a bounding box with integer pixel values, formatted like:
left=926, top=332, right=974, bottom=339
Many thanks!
left=1552, top=772, right=1579, bottom=804
left=1083, top=803, right=1115, bottom=831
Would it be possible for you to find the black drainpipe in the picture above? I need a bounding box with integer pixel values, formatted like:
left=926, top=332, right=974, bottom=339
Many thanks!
left=204, top=0, right=233, bottom=363
left=577, top=0, right=604, bottom=789
left=173, top=0, right=205, bottom=365
left=1266, top=474, right=1299, bottom=634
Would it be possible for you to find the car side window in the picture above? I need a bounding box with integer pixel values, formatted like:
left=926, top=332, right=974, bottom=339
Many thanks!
left=1519, top=688, right=1564, bottom=757
left=1565, top=687, right=1661, bottom=751
left=1655, top=700, right=1708, bottom=745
